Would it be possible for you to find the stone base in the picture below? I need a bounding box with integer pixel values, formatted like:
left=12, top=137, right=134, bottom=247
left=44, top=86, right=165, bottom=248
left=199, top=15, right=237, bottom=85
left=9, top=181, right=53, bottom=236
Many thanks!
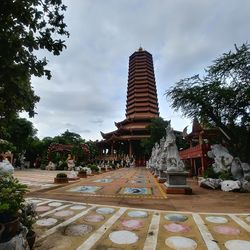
left=164, top=183, right=192, bottom=194
left=164, top=171, right=192, bottom=195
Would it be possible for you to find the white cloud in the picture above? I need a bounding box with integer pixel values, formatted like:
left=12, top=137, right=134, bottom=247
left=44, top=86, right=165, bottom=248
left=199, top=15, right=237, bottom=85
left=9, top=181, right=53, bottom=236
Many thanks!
left=21, top=0, right=250, bottom=140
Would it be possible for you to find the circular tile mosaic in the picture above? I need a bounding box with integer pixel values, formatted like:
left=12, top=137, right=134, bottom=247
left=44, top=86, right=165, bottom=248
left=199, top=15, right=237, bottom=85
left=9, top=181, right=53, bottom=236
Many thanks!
left=245, top=216, right=250, bottom=223
left=164, top=213, right=188, bottom=222
left=121, top=219, right=144, bottom=230
left=65, top=224, right=93, bottom=236
left=36, top=218, right=58, bottom=227
left=225, top=240, right=250, bottom=250
left=127, top=210, right=148, bottom=218
left=70, top=205, right=87, bottom=210
left=109, top=230, right=138, bottom=244
left=48, top=202, right=63, bottom=207
left=96, top=207, right=115, bottom=215
left=54, top=210, right=74, bottom=217
left=213, top=226, right=240, bottom=235
left=164, top=223, right=191, bottom=233
left=165, top=236, right=197, bottom=250
left=206, top=216, right=228, bottom=224
left=35, top=206, right=51, bottom=212
left=84, top=214, right=105, bottom=222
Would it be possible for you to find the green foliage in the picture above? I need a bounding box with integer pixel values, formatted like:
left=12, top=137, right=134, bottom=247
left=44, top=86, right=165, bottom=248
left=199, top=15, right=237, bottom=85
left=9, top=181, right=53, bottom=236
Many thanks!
left=0, top=0, right=69, bottom=120
left=20, top=202, right=37, bottom=230
left=86, top=140, right=98, bottom=160
left=218, top=171, right=233, bottom=180
left=203, top=166, right=219, bottom=179
left=141, top=117, right=169, bottom=155
left=166, top=43, right=250, bottom=162
left=1, top=116, right=37, bottom=153
left=56, top=172, right=67, bottom=178
left=0, top=139, right=15, bottom=153
left=0, top=175, right=27, bottom=217
left=78, top=169, right=87, bottom=174
left=56, top=161, right=68, bottom=170
left=54, top=130, right=84, bottom=145
left=88, top=164, right=99, bottom=172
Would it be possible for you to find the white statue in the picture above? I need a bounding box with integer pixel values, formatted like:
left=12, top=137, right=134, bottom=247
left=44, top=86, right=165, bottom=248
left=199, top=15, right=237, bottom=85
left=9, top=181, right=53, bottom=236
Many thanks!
left=0, top=159, right=14, bottom=175
left=163, top=124, right=185, bottom=172
left=68, top=170, right=77, bottom=179
left=46, top=161, right=55, bottom=171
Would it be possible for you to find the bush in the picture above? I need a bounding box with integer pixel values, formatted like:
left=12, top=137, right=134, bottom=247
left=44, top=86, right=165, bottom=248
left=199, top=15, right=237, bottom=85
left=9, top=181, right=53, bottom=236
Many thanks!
left=56, top=162, right=67, bottom=170
left=56, top=172, right=67, bottom=178
left=0, top=175, right=27, bottom=221
left=78, top=169, right=87, bottom=174
left=218, top=171, right=233, bottom=180
left=87, top=164, right=98, bottom=172
left=20, top=202, right=37, bottom=231
left=203, top=166, right=220, bottom=179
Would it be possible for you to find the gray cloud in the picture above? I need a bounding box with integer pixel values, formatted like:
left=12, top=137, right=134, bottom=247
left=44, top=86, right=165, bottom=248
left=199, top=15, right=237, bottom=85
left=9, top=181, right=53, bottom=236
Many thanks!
left=22, top=0, right=250, bottom=140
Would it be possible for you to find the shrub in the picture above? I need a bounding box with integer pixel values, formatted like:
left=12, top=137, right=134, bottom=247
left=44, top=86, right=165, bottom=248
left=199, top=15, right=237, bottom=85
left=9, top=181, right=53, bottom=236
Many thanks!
left=218, top=171, right=233, bottom=180
left=78, top=169, right=87, bottom=174
left=56, top=172, right=67, bottom=178
left=0, top=175, right=27, bottom=221
left=56, top=162, right=67, bottom=170
left=203, top=166, right=220, bottom=179
left=20, top=202, right=37, bottom=231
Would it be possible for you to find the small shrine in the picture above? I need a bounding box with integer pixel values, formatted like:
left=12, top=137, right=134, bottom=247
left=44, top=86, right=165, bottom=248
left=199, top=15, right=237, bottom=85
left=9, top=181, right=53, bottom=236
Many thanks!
left=179, top=118, right=222, bottom=176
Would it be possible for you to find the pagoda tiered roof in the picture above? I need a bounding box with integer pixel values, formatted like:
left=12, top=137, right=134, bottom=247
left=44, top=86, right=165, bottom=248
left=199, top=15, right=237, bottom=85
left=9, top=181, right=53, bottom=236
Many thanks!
left=100, top=47, right=159, bottom=143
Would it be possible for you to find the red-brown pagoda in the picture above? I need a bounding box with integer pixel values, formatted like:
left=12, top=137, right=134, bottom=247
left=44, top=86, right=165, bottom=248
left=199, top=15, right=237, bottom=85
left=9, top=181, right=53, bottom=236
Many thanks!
left=98, top=47, right=159, bottom=165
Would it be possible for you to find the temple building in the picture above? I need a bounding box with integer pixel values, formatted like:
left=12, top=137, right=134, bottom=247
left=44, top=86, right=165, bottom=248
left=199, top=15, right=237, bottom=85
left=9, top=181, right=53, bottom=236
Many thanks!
left=179, top=118, right=222, bottom=176
left=98, top=47, right=159, bottom=166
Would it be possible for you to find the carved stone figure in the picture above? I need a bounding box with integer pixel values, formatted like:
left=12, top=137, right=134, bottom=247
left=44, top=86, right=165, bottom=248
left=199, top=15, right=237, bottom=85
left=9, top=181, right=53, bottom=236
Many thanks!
left=242, top=163, right=250, bottom=181
left=0, top=159, right=14, bottom=175
left=163, top=125, right=185, bottom=172
left=231, top=158, right=244, bottom=180
left=207, top=144, right=233, bottom=173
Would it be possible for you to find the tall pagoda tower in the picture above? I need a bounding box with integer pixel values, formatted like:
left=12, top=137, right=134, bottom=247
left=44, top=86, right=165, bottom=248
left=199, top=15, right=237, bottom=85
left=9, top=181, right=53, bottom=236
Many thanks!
left=99, top=47, right=160, bottom=166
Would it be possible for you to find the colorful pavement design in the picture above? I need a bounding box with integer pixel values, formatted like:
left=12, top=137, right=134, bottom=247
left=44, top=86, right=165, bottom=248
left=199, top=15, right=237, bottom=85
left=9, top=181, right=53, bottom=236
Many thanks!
left=19, top=168, right=167, bottom=200
left=28, top=197, right=250, bottom=250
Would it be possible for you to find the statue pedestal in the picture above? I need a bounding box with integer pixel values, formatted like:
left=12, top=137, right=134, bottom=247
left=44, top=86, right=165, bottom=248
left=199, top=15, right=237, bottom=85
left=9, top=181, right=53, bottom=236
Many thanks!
left=164, top=171, right=192, bottom=194
left=158, top=170, right=167, bottom=183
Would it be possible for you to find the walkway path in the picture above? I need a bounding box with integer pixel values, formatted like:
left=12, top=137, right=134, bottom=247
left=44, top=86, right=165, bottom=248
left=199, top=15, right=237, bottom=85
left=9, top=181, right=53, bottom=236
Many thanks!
left=15, top=168, right=250, bottom=213
left=29, top=197, right=250, bottom=250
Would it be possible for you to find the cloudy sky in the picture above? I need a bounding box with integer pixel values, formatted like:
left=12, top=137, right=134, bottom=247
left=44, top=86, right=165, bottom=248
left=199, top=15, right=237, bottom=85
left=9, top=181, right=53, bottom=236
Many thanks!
left=22, top=0, right=250, bottom=140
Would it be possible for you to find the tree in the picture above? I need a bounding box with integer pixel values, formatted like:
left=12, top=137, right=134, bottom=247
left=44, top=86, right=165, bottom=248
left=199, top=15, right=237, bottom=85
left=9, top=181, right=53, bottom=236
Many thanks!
left=141, top=118, right=169, bottom=155
left=53, top=130, right=84, bottom=145
left=166, top=43, right=250, bottom=162
left=0, top=0, right=69, bottom=120
left=2, top=116, right=37, bottom=153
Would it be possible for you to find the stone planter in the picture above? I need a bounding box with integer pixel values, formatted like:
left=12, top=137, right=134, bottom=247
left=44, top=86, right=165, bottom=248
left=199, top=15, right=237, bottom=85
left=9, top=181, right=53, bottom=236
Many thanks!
left=78, top=172, right=87, bottom=178
left=0, top=217, right=20, bottom=243
left=54, top=177, right=69, bottom=184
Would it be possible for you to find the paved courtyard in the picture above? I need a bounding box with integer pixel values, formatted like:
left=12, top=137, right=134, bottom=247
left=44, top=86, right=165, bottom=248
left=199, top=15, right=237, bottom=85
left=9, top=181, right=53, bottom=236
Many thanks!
left=14, top=168, right=250, bottom=249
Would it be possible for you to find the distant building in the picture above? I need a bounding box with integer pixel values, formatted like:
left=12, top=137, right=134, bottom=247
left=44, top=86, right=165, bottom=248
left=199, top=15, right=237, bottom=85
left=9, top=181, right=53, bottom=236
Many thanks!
left=98, top=47, right=159, bottom=166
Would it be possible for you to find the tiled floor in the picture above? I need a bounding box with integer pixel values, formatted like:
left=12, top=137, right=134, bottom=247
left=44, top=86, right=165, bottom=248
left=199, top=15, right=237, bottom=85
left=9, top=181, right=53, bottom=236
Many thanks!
left=28, top=197, right=250, bottom=250
left=12, top=168, right=250, bottom=249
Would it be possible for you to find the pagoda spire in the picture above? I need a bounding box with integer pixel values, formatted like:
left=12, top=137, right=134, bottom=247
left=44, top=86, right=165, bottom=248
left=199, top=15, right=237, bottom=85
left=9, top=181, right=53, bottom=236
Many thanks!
left=126, top=49, right=159, bottom=119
